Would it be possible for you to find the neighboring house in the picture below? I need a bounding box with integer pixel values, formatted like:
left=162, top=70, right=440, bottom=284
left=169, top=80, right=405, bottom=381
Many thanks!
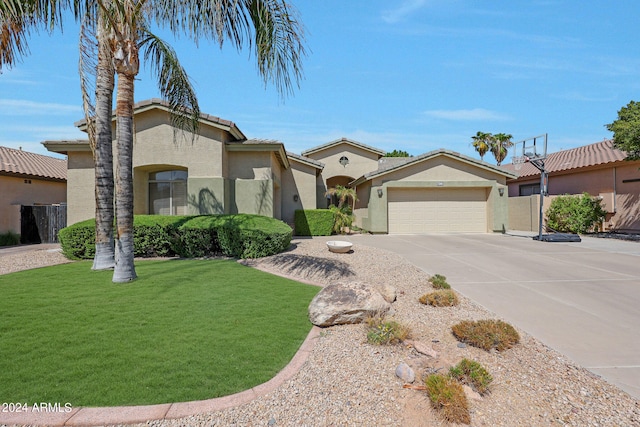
left=0, top=146, right=67, bottom=239
left=505, top=139, right=640, bottom=232
left=44, top=98, right=515, bottom=234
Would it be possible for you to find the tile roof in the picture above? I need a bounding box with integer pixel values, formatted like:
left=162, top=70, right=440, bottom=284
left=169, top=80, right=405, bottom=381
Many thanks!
left=351, top=148, right=517, bottom=186
left=286, top=151, right=325, bottom=169
left=503, top=139, right=629, bottom=179
left=301, top=137, right=386, bottom=157
left=75, top=98, right=246, bottom=141
left=0, top=146, right=67, bottom=181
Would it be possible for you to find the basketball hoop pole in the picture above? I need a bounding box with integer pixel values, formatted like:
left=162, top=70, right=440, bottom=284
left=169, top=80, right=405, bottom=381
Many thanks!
left=513, top=133, right=548, bottom=241
left=528, top=158, right=547, bottom=241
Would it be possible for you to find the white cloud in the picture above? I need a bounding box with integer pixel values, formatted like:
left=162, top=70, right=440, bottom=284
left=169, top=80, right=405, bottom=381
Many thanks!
left=381, top=0, right=431, bottom=24
left=0, top=99, right=82, bottom=116
left=423, top=108, right=510, bottom=121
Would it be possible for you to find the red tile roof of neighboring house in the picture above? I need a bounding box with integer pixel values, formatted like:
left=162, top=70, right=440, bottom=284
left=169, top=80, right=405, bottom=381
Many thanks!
left=0, top=146, right=67, bottom=181
left=504, top=139, right=629, bottom=179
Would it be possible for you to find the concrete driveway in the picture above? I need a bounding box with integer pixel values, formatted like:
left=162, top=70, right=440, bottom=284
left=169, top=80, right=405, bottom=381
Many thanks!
left=349, top=232, right=640, bottom=399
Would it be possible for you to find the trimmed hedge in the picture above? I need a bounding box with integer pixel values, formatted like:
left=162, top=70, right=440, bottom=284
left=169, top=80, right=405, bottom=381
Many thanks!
left=58, top=214, right=292, bottom=260
left=294, top=209, right=334, bottom=236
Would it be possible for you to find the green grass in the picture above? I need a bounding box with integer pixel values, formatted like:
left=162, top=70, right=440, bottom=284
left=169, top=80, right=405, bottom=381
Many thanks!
left=0, top=260, right=320, bottom=407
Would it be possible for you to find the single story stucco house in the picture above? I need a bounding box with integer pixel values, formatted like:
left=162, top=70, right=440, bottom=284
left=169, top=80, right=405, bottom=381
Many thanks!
left=44, top=99, right=515, bottom=234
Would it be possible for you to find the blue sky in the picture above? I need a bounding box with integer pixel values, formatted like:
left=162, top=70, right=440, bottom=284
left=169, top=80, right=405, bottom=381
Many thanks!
left=1, top=1, right=639, bottom=162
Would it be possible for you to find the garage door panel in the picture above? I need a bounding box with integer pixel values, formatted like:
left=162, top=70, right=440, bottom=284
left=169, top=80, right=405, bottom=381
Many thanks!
left=388, top=188, right=487, bottom=233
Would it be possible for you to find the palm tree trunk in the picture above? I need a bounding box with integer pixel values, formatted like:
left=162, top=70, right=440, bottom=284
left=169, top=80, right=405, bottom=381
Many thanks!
left=92, top=25, right=116, bottom=271
left=112, top=72, right=137, bottom=282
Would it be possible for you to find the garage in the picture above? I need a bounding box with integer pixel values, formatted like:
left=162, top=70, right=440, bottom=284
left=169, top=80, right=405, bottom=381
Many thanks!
left=388, top=187, right=488, bottom=233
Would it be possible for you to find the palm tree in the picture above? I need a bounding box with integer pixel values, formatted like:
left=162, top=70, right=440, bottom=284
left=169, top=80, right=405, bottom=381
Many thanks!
left=325, top=185, right=358, bottom=234
left=490, top=133, right=513, bottom=166
left=471, top=131, right=492, bottom=161
left=325, top=185, right=357, bottom=211
left=96, top=0, right=307, bottom=282
left=80, top=11, right=116, bottom=270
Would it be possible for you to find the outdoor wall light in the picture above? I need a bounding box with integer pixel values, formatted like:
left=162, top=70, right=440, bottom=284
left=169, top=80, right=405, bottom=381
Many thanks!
left=377, top=188, right=383, bottom=198
left=498, top=188, right=505, bottom=196
left=293, top=194, right=299, bottom=202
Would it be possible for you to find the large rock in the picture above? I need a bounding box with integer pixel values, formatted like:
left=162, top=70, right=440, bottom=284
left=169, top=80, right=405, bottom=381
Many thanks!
left=308, top=281, right=392, bottom=327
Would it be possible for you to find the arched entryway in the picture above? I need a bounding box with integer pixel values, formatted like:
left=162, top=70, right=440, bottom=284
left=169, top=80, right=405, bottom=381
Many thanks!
left=324, top=175, right=355, bottom=208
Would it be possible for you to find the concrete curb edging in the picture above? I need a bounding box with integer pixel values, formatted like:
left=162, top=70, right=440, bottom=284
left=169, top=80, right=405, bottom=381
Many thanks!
left=0, top=327, right=321, bottom=427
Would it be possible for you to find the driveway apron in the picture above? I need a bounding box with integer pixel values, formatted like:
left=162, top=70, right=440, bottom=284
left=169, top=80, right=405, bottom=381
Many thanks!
left=349, top=233, right=640, bottom=399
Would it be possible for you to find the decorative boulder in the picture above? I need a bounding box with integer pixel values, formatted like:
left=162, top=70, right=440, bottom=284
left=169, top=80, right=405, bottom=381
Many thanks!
left=375, top=284, right=397, bottom=303
left=308, top=281, right=392, bottom=327
left=395, top=362, right=415, bottom=383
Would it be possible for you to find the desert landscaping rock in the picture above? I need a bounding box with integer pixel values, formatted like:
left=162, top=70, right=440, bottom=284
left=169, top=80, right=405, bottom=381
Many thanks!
left=395, top=362, right=415, bottom=383
left=375, top=283, right=397, bottom=303
left=406, top=340, right=438, bottom=358
left=308, top=281, right=391, bottom=327
left=2, top=239, right=639, bottom=427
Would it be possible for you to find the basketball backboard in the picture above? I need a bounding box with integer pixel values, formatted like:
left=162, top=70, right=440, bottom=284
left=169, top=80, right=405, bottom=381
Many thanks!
left=511, top=134, right=547, bottom=171
left=513, top=133, right=547, bottom=162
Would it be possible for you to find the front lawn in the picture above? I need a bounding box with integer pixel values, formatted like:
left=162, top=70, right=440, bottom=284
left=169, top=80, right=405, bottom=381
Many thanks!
left=0, top=260, right=319, bottom=407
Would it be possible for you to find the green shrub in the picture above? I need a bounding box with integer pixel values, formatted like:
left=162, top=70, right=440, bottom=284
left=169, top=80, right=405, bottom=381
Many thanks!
left=212, top=215, right=292, bottom=258
left=429, top=274, right=451, bottom=289
left=58, top=214, right=292, bottom=260
left=424, top=374, right=471, bottom=424
left=451, top=319, right=520, bottom=352
left=294, top=209, right=335, bottom=236
left=0, top=231, right=20, bottom=247
left=365, top=316, right=411, bottom=345
left=58, top=219, right=97, bottom=259
left=419, top=289, right=459, bottom=307
left=449, top=358, right=493, bottom=395
left=546, top=193, right=607, bottom=234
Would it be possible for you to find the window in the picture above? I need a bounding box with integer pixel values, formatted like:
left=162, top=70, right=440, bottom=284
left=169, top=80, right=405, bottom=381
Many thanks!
left=519, top=183, right=540, bottom=196
left=149, top=170, right=187, bottom=215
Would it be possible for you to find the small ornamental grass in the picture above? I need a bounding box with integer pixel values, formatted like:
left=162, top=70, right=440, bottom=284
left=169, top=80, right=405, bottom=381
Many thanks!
left=419, top=289, right=459, bottom=307
left=452, top=319, right=520, bottom=352
left=365, top=316, right=411, bottom=345
left=428, top=273, right=451, bottom=289
left=449, top=358, right=493, bottom=395
left=424, top=374, right=471, bottom=425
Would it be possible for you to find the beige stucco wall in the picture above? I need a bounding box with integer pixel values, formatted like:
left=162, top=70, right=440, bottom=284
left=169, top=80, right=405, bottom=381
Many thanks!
left=357, top=155, right=509, bottom=234
left=281, top=159, right=319, bottom=226
left=306, top=143, right=381, bottom=186
left=66, top=151, right=96, bottom=225
left=0, top=175, right=67, bottom=234
left=226, top=150, right=276, bottom=217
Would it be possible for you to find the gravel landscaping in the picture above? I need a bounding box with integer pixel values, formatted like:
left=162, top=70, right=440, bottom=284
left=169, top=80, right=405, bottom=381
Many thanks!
left=1, top=239, right=639, bottom=426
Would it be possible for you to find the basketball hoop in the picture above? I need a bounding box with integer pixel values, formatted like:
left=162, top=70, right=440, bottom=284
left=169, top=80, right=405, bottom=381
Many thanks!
left=512, top=155, right=526, bottom=171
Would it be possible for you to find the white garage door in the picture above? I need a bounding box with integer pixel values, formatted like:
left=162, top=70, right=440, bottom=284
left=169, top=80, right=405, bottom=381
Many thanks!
left=388, top=188, right=487, bottom=234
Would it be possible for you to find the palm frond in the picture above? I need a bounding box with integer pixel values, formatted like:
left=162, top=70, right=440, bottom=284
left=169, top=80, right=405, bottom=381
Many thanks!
left=79, top=11, right=98, bottom=151
left=0, top=14, right=30, bottom=70
left=140, top=31, right=200, bottom=136
left=246, top=0, right=306, bottom=98
left=152, top=0, right=247, bottom=47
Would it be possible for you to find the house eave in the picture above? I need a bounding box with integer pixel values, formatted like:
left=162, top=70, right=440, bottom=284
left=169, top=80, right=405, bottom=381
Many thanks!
left=352, top=149, right=517, bottom=186
left=302, top=137, right=386, bottom=157
left=226, top=142, right=290, bottom=169
left=75, top=99, right=246, bottom=141
left=42, top=140, right=91, bottom=155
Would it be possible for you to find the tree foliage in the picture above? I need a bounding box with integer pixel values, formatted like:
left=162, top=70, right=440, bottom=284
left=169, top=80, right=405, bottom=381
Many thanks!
left=471, top=132, right=513, bottom=165
left=546, top=193, right=607, bottom=234
left=384, top=149, right=411, bottom=157
left=605, top=100, right=640, bottom=160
